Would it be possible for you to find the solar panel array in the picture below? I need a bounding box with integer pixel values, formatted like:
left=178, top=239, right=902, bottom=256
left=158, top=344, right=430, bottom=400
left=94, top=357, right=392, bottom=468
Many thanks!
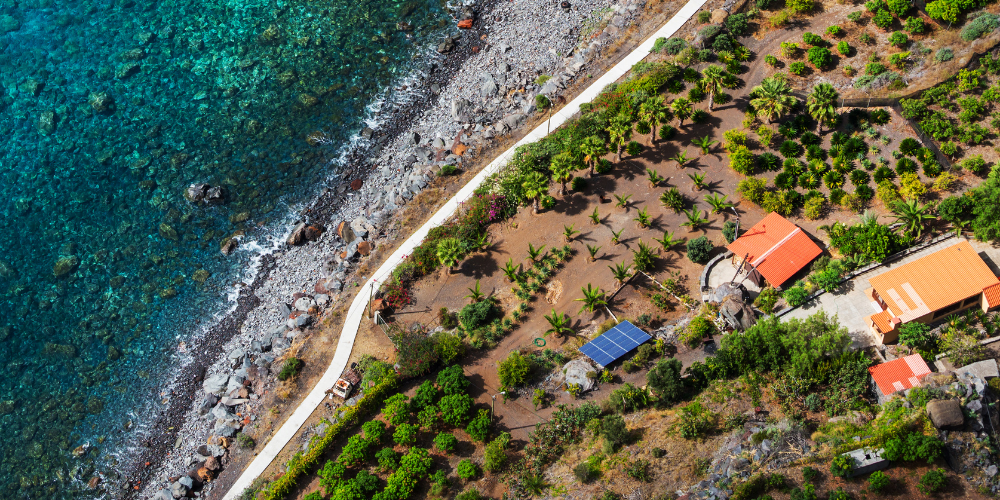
left=579, top=320, right=651, bottom=367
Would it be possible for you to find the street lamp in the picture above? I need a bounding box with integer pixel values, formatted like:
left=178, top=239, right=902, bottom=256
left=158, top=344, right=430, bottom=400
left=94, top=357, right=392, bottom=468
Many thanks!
left=491, top=391, right=507, bottom=421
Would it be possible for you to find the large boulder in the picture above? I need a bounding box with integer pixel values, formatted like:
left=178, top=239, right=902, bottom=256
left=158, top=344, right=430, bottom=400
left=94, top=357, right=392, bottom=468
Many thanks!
left=451, top=98, right=473, bottom=122
left=927, top=399, right=964, bottom=429
left=563, top=358, right=597, bottom=393
left=711, top=9, right=728, bottom=24
left=202, top=373, right=229, bottom=395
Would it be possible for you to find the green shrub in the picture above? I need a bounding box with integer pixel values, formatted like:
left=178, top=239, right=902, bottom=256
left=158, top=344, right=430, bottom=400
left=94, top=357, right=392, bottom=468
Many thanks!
left=828, top=487, right=850, bottom=500
left=456, top=488, right=485, bottom=500
left=780, top=140, right=803, bottom=158
left=726, top=13, right=750, bottom=36
left=803, top=466, right=819, bottom=482
left=783, top=283, right=810, bottom=307
left=887, top=0, right=910, bottom=15
left=459, top=300, right=497, bottom=330
left=497, top=350, right=531, bottom=389
left=457, top=459, right=480, bottom=480
left=277, top=357, right=304, bottom=381
left=698, top=10, right=712, bottom=23
left=393, top=423, right=418, bottom=446
left=791, top=483, right=817, bottom=500
left=483, top=432, right=510, bottom=472
left=787, top=0, right=814, bottom=13
left=678, top=400, right=716, bottom=439
left=626, top=140, right=642, bottom=156
left=571, top=176, right=587, bottom=191
left=236, top=432, right=256, bottom=449
left=686, top=236, right=714, bottom=264
left=439, top=164, right=458, bottom=176
left=905, top=16, right=925, bottom=33
left=935, top=47, right=954, bottom=63
left=737, top=177, right=767, bottom=204
left=789, top=61, right=806, bottom=75
left=830, top=455, right=854, bottom=478
left=439, top=393, right=473, bottom=427
left=765, top=54, right=778, bottom=66
left=888, top=31, right=908, bottom=47
left=625, top=459, right=652, bottom=481
left=837, top=41, right=850, bottom=55
left=962, top=13, right=999, bottom=41
left=918, top=469, right=947, bottom=494
left=376, top=447, right=399, bottom=471
left=868, top=470, right=890, bottom=492
left=826, top=25, right=843, bottom=37
left=848, top=11, right=863, bottom=22
left=465, top=409, right=492, bottom=443
left=802, top=32, right=824, bottom=46
left=647, top=358, right=685, bottom=404
left=437, top=364, right=469, bottom=395
left=536, top=94, right=550, bottom=109
left=807, top=46, right=832, bottom=68
left=872, top=9, right=892, bottom=29
left=574, top=461, right=599, bottom=483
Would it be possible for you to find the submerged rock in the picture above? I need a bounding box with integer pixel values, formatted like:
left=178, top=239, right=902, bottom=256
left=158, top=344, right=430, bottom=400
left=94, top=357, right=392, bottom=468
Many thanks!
left=52, top=255, right=79, bottom=277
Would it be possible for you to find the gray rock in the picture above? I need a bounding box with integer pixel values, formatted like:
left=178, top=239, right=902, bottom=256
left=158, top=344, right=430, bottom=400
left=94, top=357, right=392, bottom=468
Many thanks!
left=481, top=74, right=498, bottom=97
left=211, top=402, right=236, bottom=421
left=430, top=83, right=441, bottom=95
left=251, top=340, right=263, bottom=353
left=227, top=349, right=245, bottom=362
left=226, top=376, right=244, bottom=395
left=277, top=302, right=291, bottom=317
left=360, top=127, right=374, bottom=140
left=432, top=137, right=446, bottom=148
left=315, top=294, right=330, bottom=307
left=294, top=314, right=313, bottom=328
left=221, top=397, right=249, bottom=406
left=202, top=373, right=229, bottom=395
left=562, top=358, right=596, bottom=393
left=451, top=98, right=473, bottom=122
left=502, top=113, right=526, bottom=130
left=294, top=296, right=316, bottom=312
left=968, top=399, right=983, bottom=412
left=170, top=480, right=189, bottom=499
left=151, top=489, right=173, bottom=500
left=350, top=217, right=370, bottom=239
left=409, top=131, right=420, bottom=145
left=987, top=465, right=998, bottom=477
left=179, top=476, right=194, bottom=489
left=213, top=423, right=239, bottom=438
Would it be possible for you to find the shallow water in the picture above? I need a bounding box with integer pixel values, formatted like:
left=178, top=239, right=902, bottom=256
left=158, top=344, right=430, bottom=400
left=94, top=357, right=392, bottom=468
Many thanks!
left=0, top=0, right=451, bottom=495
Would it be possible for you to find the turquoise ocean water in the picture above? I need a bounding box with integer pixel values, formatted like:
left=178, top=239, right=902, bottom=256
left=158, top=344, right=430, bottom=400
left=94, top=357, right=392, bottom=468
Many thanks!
left=0, top=0, right=451, bottom=496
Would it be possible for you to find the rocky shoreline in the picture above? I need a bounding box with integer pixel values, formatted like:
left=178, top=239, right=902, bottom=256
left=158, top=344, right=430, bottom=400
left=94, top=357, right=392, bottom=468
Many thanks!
left=129, top=0, right=655, bottom=497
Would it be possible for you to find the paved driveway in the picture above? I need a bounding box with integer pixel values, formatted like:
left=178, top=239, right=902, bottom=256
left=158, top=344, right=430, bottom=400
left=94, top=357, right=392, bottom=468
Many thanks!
left=782, top=237, right=1000, bottom=348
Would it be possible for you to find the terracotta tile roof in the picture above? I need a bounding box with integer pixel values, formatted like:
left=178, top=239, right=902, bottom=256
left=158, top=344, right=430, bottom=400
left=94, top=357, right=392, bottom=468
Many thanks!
left=867, top=240, right=1000, bottom=320
left=869, top=354, right=932, bottom=396
left=726, top=212, right=823, bottom=287
left=985, top=282, right=1000, bottom=310
left=869, top=310, right=894, bottom=334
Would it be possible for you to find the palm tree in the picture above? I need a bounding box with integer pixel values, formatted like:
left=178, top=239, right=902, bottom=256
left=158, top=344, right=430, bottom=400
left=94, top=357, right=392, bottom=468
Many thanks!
left=688, top=172, right=708, bottom=190
left=700, top=65, right=729, bottom=111
left=653, top=231, right=683, bottom=253
left=608, top=113, right=633, bottom=161
left=580, top=135, right=609, bottom=176
left=632, top=240, right=656, bottom=273
left=671, top=98, right=693, bottom=127
left=692, top=136, right=717, bottom=155
left=660, top=187, right=685, bottom=213
left=614, top=193, right=632, bottom=211
left=733, top=46, right=751, bottom=62
left=527, top=243, right=546, bottom=262
left=670, top=150, right=691, bottom=169
left=522, top=171, right=548, bottom=214
left=892, top=199, right=936, bottom=238
left=646, top=168, right=665, bottom=188
left=465, top=280, right=484, bottom=303
left=609, top=262, right=632, bottom=288
left=576, top=284, right=608, bottom=314
left=550, top=152, right=577, bottom=196
left=610, top=227, right=624, bottom=245
left=543, top=308, right=574, bottom=339
left=750, top=75, right=798, bottom=124
left=807, top=83, right=839, bottom=134
left=501, top=258, right=519, bottom=282
left=638, top=95, right=670, bottom=144
left=563, top=224, right=580, bottom=242
left=634, top=207, right=651, bottom=228
left=436, top=238, right=463, bottom=274
left=705, top=193, right=734, bottom=214
left=681, top=208, right=709, bottom=232
left=586, top=244, right=601, bottom=262
left=589, top=206, right=601, bottom=225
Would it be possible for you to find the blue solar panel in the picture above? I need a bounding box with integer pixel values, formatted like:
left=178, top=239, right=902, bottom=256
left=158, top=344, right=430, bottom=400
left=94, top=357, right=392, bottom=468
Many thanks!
left=579, top=320, right=651, bottom=367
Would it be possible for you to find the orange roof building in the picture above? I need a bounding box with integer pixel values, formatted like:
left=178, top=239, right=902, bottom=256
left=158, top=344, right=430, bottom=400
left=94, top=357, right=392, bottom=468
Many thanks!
left=726, top=212, right=823, bottom=287
left=865, top=240, right=1000, bottom=344
left=869, top=354, right=932, bottom=402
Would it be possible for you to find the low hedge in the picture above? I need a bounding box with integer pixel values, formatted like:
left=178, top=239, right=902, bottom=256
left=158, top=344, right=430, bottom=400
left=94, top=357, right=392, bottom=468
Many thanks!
left=263, top=375, right=399, bottom=500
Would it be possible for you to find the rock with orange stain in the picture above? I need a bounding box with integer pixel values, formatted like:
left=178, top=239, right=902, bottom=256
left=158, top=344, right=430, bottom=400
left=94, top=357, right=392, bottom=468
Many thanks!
left=457, top=19, right=473, bottom=28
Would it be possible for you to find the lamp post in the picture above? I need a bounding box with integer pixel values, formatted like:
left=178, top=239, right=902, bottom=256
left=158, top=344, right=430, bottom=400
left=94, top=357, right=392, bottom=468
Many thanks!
left=491, top=391, right=507, bottom=422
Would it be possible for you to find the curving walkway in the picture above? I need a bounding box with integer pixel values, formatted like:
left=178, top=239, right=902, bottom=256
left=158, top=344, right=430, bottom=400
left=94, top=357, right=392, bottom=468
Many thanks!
left=221, top=0, right=710, bottom=496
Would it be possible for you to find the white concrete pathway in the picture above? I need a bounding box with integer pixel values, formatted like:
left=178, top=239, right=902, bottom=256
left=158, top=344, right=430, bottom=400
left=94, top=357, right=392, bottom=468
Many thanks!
left=222, top=1, right=710, bottom=497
